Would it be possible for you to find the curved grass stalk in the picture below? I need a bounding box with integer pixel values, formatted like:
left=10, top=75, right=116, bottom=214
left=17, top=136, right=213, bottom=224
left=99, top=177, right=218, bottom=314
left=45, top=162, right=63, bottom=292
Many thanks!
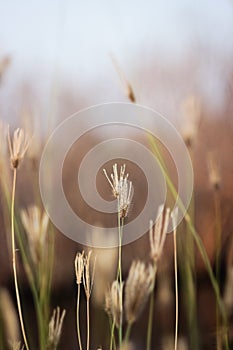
left=11, top=169, right=30, bottom=350
left=4, top=176, right=47, bottom=350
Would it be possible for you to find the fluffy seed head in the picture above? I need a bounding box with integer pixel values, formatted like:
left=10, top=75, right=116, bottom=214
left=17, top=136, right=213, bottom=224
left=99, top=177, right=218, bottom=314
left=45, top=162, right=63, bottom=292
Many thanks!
left=74, top=251, right=84, bottom=284
left=83, top=251, right=96, bottom=299
left=181, top=95, right=201, bottom=148
left=47, top=307, right=66, bottom=350
left=103, top=163, right=132, bottom=218
left=21, top=205, right=49, bottom=265
left=149, top=206, right=170, bottom=264
left=207, top=152, right=221, bottom=191
left=105, top=280, right=124, bottom=328
left=7, top=127, right=30, bottom=169
left=125, top=261, right=154, bottom=324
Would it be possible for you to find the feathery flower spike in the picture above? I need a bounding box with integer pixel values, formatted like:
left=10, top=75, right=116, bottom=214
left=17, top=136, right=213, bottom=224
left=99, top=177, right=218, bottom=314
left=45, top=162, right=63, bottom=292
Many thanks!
left=8, top=127, right=30, bottom=169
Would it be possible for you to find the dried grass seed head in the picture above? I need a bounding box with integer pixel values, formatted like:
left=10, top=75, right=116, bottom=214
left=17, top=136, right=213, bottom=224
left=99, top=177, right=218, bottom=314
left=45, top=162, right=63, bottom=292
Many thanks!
left=47, top=307, right=66, bottom=350
left=125, top=260, right=154, bottom=324
left=75, top=251, right=84, bottom=284
left=103, top=163, right=132, bottom=218
left=110, top=54, right=136, bottom=103
left=207, top=152, right=221, bottom=191
left=105, top=280, right=124, bottom=328
left=181, top=95, right=201, bottom=148
left=21, top=205, right=49, bottom=265
left=8, top=127, right=30, bottom=169
left=149, top=206, right=170, bottom=264
left=83, top=250, right=96, bottom=299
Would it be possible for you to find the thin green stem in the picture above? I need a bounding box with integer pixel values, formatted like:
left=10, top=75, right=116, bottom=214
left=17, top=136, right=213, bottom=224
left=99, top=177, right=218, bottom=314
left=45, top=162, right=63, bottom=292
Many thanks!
left=118, top=324, right=122, bottom=348
left=110, top=321, right=115, bottom=350
left=76, top=284, right=83, bottom=350
left=11, top=169, right=30, bottom=350
left=146, top=265, right=157, bottom=350
left=146, top=288, right=154, bottom=350
left=116, top=198, right=124, bottom=349
left=124, top=323, right=132, bottom=343
left=173, top=228, right=178, bottom=350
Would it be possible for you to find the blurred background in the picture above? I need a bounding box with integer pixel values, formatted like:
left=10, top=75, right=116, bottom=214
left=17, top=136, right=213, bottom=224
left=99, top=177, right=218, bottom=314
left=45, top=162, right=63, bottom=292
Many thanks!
left=1, top=0, right=233, bottom=125
left=0, top=1, right=233, bottom=349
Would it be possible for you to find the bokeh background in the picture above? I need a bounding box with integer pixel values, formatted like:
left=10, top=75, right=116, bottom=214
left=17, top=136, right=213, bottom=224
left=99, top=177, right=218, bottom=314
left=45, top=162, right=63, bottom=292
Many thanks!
left=0, top=1, right=233, bottom=349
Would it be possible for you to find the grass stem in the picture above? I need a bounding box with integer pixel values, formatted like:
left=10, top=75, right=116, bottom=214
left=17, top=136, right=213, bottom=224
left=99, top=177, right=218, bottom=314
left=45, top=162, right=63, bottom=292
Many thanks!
left=76, top=284, right=83, bottom=350
left=173, top=226, right=178, bottom=350
left=11, top=168, right=30, bottom=350
left=86, top=298, right=90, bottom=350
left=146, top=288, right=154, bottom=350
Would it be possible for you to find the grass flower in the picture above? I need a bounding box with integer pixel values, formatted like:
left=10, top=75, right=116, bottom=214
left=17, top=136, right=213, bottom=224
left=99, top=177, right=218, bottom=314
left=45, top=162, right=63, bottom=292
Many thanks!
left=47, top=307, right=66, bottom=350
left=8, top=127, right=30, bottom=169
left=74, top=251, right=84, bottom=350
left=105, top=280, right=124, bottom=329
left=103, top=163, right=132, bottom=218
left=149, top=206, right=170, bottom=265
left=110, top=54, right=136, bottom=102
left=207, top=152, right=221, bottom=191
left=147, top=206, right=171, bottom=350
left=21, top=205, right=49, bottom=265
left=125, top=261, right=154, bottom=325
left=75, top=251, right=84, bottom=284
left=181, top=95, right=201, bottom=149
left=83, top=251, right=96, bottom=300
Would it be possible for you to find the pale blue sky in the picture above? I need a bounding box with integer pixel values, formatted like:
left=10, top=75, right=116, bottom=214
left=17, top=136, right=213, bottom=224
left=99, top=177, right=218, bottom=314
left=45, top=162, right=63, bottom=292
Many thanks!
left=0, top=0, right=233, bottom=124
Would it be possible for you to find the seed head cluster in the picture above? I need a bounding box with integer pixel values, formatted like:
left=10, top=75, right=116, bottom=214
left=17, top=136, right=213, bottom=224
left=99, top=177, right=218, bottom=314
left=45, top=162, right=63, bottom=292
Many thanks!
left=149, top=206, right=170, bottom=264
left=105, top=280, right=124, bottom=328
left=103, top=163, right=132, bottom=218
left=47, top=307, right=66, bottom=350
left=75, top=250, right=96, bottom=299
left=7, top=127, right=30, bottom=169
left=21, top=205, right=49, bottom=265
left=124, top=260, right=154, bottom=324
